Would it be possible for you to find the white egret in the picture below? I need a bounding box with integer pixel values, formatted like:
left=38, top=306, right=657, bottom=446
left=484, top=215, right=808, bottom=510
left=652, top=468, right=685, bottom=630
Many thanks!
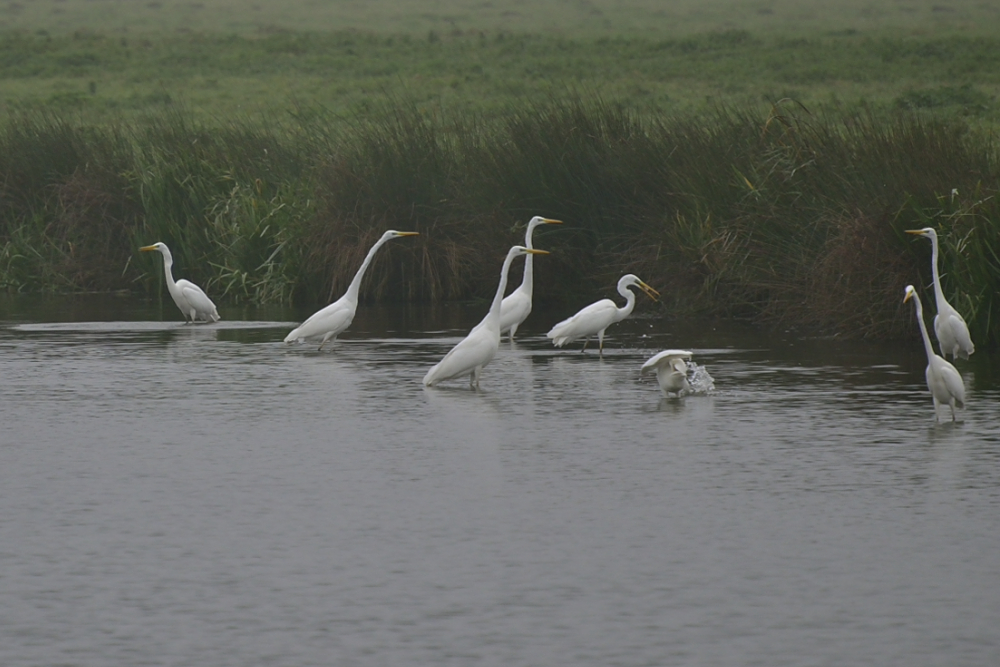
left=140, top=242, right=220, bottom=323
left=423, top=245, right=548, bottom=388
left=906, top=227, right=975, bottom=359
left=904, top=285, right=966, bottom=422
left=284, top=230, right=418, bottom=350
left=499, top=216, right=563, bottom=341
left=546, top=274, right=659, bottom=354
left=641, top=349, right=693, bottom=397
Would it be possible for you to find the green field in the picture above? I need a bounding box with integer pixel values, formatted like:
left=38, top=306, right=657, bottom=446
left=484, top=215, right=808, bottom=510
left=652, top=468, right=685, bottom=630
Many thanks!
left=2, top=1, right=1000, bottom=123
left=1, top=1, right=999, bottom=344
left=6, top=1, right=998, bottom=37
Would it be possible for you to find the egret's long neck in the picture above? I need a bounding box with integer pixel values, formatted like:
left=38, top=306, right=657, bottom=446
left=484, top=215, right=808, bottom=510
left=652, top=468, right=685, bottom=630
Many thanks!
left=519, top=223, right=539, bottom=294
left=929, top=233, right=946, bottom=306
left=488, top=251, right=519, bottom=325
left=913, top=294, right=936, bottom=361
left=345, top=236, right=389, bottom=302
left=159, top=250, right=177, bottom=290
left=616, top=286, right=637, bottom=322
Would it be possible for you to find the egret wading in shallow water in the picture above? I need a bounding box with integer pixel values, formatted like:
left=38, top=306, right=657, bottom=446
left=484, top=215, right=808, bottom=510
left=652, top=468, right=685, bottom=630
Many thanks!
left=546, top=274, right=659, bottom=354
left=285, top=230, right=418, bottom=351
left=140, top=242, right=220, bottom=323
left=499, top=216, right=562, bottom=341
left=642, top=349, right=693, bottom=397
left=423, top=245, right=548, bottom=388
left=904, top=285, right=965, bottom=422
left=906, top=227, right=975, bottom=360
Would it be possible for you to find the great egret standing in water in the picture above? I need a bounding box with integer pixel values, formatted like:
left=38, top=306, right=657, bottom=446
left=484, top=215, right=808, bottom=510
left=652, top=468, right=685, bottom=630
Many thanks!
left=546, top=274, right=659, bottom=354
left=904, top=285, right=965, bottom=422
left=499, top=216, right=562, bottom=341
left=424, top=245, right=548, bottom=388
left=140, top=242, right=220, bottom=323
left=641, top=349, right=693, bottom=396
left=906, top=227, right=975, bottom=359
left=285, top=230, right=418, bottom=350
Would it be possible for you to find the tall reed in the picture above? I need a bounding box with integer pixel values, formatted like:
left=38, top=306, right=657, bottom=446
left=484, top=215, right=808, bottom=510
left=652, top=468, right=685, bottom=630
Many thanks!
left=0, top=102, right=997, bottom=345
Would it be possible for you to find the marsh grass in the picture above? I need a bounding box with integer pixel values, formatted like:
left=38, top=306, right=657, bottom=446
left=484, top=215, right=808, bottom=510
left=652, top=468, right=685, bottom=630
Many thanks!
left=1, top=102, right=998, bottom=344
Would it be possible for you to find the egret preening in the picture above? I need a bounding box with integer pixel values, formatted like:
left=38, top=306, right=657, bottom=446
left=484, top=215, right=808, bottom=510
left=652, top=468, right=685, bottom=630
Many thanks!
left=546, top=274, right=659, bottom=354
left=285, top=230, right=418, bottom=350
left=904, top=285, right=965, bottom=422
left=906, top=227, right=975, bottom=359
left=423, top=245, right=548, bottom=388
left=641, top=349, right=693, bottom=397
left=499, top=216, right=563, bottom=341
left=140, top=242, right=220, bottom=323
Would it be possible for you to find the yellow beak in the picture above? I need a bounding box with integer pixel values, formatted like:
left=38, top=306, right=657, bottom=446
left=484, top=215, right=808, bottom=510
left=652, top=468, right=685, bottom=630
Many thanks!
left=526, top=249, right=549, bottom=255
left=397, top=231, right=419, bottom=237
left=541, top=218, right=563, bottom=225
left=905, top=229, right=926, bottom=236
left=139, top=245, right=157, bottom=252
left=639, top=281, right=660, bottom=300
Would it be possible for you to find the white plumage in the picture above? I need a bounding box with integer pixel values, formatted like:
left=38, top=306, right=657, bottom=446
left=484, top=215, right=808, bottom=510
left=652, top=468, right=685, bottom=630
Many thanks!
left=140, top=242, right=220, bottom=323
left=424, top=245, right=547, bottom=388
left=641, top=349, right=693, bottom=396
left=906, top=227, right=975, bottom=359
left=546, top=274, right=659, bottom=354
left=498, top=216, right=562, bottom=341
left=904, top=285, right=966, bottom=422
left=285, top=230, right=418, bottom=350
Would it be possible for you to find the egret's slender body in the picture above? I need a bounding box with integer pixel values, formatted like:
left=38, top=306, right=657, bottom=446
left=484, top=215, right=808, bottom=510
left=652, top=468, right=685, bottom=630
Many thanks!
left=285, top=230, right=418, bottom=350
left=140, top=242, right=220, bottom=323
left=904, top=285, right=965, bottom=422
left=906, top=227, right=974, bottom=359
left=499, top=216, right=562, bottom=341
left=546, top=274, right=659, bottom=354
left=424, top=246, right=548, bottom=388
left=642, top=349, right=693, bottom=396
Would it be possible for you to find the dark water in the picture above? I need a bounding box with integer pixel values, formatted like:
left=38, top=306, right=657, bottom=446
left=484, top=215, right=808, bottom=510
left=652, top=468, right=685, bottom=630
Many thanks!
left=1, top=295, right=998, bottom=667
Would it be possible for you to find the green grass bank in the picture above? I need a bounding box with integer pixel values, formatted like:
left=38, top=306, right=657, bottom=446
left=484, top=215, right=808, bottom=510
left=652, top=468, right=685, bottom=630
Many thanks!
left=1, top=102, right=998, bottom=345
left=3, top=28, right=1000, bottom=125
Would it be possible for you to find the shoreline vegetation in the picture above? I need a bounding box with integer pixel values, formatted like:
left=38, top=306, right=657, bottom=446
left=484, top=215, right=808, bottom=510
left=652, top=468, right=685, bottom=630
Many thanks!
left=1, top=6, right=999, bottom=344
left=2, top=102, right=997, bottom=344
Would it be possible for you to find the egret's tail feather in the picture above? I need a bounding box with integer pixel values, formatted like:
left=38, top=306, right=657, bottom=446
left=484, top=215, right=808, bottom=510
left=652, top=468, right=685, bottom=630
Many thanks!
left=423, top=365, right=440, bottom=386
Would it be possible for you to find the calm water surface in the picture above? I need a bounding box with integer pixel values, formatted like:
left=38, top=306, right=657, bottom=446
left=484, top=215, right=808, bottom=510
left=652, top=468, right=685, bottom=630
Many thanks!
left=1, top=295, right=998, bottom=667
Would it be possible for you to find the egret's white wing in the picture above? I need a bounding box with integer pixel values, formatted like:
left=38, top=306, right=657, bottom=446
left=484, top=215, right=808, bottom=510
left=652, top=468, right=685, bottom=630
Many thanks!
left=499, top=288, right=531, bottom=333
left=286, top=301, right=355, bottom=342
left=668, top=357, right=689, bottom=374
left=935, top=309, right=974, bottom=359
left=641, top=349, right=693, bottom=372
left=177, top=279, right=219, bottom=321
left=547, top=299, right=617, bottom=346
left=931, top=358, right=966, bottom=408
left=423, top=327, right=498, bottom=386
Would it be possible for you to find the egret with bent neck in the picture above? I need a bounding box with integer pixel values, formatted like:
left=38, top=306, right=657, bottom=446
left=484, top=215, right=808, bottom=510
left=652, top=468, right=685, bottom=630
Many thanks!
left=140, top=242, right=220, bottom=323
